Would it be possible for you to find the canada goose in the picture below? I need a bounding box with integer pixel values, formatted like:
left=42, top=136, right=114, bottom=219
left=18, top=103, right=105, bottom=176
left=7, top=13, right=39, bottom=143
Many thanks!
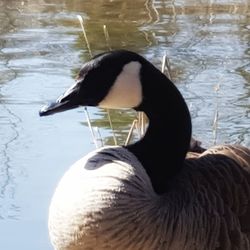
left=40, top=50, right=250, bottom=250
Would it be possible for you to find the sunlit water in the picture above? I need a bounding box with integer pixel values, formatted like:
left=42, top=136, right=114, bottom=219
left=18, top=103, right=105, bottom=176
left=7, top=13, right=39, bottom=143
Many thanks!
left=0, top=1, right=249, bottom=249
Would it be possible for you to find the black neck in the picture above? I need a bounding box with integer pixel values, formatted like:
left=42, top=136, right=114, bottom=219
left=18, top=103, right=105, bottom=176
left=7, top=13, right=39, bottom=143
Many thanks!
left=125, top=66, right=191, bottom=194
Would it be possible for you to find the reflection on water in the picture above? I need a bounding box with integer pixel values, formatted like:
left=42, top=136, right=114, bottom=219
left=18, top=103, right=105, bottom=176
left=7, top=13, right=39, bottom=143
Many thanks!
left=0, top=0, right=249, bottom=249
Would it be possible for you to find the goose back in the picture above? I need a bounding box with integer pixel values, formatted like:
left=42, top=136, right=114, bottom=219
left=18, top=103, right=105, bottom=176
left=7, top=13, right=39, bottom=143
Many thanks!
left=48, top=145, right=250, bottom=250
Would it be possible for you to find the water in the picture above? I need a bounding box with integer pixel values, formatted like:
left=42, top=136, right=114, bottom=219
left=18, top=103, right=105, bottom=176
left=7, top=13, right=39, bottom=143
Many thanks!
left=0, top=1, right=249, bottom=249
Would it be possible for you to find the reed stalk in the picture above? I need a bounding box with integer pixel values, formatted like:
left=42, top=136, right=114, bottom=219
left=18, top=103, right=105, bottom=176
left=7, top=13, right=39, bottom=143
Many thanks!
left=77, top=15, right=93, bottom=57
left=103, top=24, right=112, bottom=51
left=106, top=109, right=118, bottom=145
left=84, top=107, right=99, bottom=148
left=212, top=84, right=220, bottom=145
left=124, top=119, right=138, bottom=146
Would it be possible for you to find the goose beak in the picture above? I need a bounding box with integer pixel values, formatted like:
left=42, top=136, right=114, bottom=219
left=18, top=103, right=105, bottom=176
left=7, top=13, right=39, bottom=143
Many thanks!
left=39, top=100, right=79, bottom=116
left=39, top=78, right=83, bottom=116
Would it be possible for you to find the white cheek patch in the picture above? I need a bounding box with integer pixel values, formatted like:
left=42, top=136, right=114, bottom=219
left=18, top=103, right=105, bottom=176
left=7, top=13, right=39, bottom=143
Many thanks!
left=99, top=61, right=142, bottom=109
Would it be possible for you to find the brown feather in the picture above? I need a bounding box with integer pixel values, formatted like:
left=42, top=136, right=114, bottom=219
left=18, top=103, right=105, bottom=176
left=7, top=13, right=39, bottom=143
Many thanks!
left=183, top=145, right=250, bottom=249
left=48, top=145, right=250, bottom=250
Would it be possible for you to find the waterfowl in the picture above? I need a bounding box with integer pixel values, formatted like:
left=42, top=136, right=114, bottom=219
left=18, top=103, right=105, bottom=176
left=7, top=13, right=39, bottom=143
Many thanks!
left=40, top=50, right=250, bottom=250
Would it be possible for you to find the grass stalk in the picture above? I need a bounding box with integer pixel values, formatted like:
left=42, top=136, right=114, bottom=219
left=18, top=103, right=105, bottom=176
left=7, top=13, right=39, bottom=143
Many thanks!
left=212, top=84, right=220, bottom=145
left=94, top=127, right=104, bottom=147
left=103, top=24, right=112, bottom=51
left=124, top=119, right=138, bottom=146
left=106, top=109, right=118, bottom=145
left=77, top=15, right=93, bottom=57
left=84, top=107, right=99, bottom=148
left=161, top=53, right=172, bottom=80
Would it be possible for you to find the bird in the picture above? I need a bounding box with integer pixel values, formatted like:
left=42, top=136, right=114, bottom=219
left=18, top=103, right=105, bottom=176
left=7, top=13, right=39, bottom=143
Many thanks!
left=39, top=50, right=250, bottom=250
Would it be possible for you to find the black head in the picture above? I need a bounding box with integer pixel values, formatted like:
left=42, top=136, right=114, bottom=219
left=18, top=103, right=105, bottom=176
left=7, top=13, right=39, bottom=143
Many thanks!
left=39, top=50, right=150, bottom=116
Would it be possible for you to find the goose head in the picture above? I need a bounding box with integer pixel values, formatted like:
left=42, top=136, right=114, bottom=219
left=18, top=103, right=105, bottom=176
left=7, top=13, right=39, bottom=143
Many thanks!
left=39, top=50, right=145, bottom=115
left=40, top=50, right=192, bottom=194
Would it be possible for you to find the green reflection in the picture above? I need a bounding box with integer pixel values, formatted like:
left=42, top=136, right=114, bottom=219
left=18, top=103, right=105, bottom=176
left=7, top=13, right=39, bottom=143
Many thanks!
left=81, top=108, right=140, bottom=146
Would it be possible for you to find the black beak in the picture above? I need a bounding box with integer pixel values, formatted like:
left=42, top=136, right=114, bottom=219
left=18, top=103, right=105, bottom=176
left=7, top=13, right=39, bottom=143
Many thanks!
left=39, top=100, right=79, bottom=116
left=39, top=78, right=83, bottom=117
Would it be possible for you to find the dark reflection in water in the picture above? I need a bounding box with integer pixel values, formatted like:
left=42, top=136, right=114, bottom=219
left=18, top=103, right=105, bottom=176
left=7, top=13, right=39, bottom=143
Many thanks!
left=0, top=0, right=249, bottom=249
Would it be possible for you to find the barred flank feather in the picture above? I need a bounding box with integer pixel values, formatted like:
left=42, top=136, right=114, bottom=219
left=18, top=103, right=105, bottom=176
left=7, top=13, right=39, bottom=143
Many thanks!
left=49, top=146, right=250, bottom=250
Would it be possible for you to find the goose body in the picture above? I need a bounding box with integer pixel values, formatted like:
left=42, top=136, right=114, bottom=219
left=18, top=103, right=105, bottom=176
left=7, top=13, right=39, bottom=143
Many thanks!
left=40, top=50, right=250, bottom=250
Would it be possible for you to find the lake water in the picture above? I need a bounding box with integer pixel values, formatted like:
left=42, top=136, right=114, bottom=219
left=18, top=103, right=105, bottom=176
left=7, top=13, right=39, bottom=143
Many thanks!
left=0, top=0, right=249, bottom=249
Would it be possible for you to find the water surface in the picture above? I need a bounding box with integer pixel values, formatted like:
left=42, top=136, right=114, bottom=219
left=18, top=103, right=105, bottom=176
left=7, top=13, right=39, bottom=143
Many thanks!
left=0, top=1, right=249, bottom=249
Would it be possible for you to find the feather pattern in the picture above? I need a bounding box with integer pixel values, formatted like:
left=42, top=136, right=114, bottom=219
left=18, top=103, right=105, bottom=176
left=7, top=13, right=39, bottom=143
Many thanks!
left=49, top=145, right=250, bottom=250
